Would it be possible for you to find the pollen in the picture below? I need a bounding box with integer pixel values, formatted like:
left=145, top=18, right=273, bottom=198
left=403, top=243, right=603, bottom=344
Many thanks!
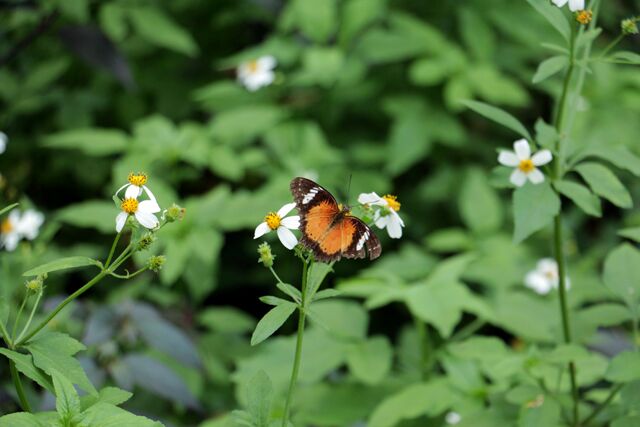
left=121, top=198, right=139, bottom=214
left=265, top=212, right=281, bottom=230
left=247, top=60, right=259, bottom=73
left=128, top=172, right=147, bottom=187
left=576, top=10, right=593, bottom=25
left=383, top=195, right=401, bottom=212
left=0, top=218, right=13, bottom=234
left=518, top=159, right=535, bottom=173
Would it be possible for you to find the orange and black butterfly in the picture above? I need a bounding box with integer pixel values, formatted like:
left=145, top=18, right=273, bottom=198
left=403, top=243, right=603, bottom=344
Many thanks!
left=290, top=177, right=381, bottom=262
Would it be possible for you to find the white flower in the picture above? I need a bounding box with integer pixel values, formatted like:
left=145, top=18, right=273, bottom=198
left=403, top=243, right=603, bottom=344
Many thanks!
left=525, top=258, right=571, bottom=295
left=237, top=56, right=277, bottom=91
left=115, top=173, right=159, bottom=210
left=115, top=198, right=160, bottom=233
left=498, top=139, right=552, bottom=187
left=445, top=412, right=462, bottom=425
left=552, top=0, right=585, bottom=12
left=17, top=209, right=44, bottom=240
left=0, top=208, right=44, bottom=251
left=254, top=202, right=300, bottom=250
left=357, top=192, right=404, bottom=239
left=0, top=132, right=7, bottom=154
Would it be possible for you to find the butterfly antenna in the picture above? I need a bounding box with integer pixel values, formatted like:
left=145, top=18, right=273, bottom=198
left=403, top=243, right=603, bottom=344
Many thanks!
left=346, top=174, right=353, bottom=205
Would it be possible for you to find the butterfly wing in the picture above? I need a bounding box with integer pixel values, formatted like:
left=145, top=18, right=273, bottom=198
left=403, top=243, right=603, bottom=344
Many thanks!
left=340, top=216, right=382, bottom=261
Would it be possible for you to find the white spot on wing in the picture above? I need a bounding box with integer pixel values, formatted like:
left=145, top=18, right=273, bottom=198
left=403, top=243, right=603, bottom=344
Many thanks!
left=356, top=230, right=369, bottom=250
left=302, top=187, right=319, bottom=204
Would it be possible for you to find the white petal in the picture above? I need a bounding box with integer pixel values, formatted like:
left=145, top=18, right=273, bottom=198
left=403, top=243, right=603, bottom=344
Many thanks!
left=510, top=169, right=527, bottom=187
left=0, top=132, right=7, bottom=154
left=537, top=258, right=557, bottom=273
left=513, top=139, right=531, bottom=160
left=135, top=211, right=159, bottom=229
left=498, top=151, right=520, bottom=167
left=532, top=150, right=553, bottom=166
left=374, top=214, right=390, bottom=229
left=391, top=210, right=405, bottom=227
left=386, top=216, right=403, bottom=239
left=525, top=272, right=552, bottom=295
left=242, top=75, right=263, bottom=91
left=528, top=168, right=545, bottom=184
left=115, top=183, right=129, bottom=197
left=258, top=55, right=277, bottom=70
left=277, top=202, right=297, bottom=218
left=115, top=212, right=128, bottom=232
left=18, top=210, right=44, bottom=240
left=280, top=215, right=300, bottom=230
left=142, top=186, right=161, bottom=211
left=138, top=200, right=161, bottom=214
left=358, top=192, right=383, bottom=205
left=552, top=0, right=568, bottom=6
left=125, top=185, right=142, bottom=199
left=568, top=0, right=584, bottom=11
left=8, top=210, right=20, bottom=225
left=254, top=222, right=270, bottom=239
left=277, top=226, right=298, bottom=250
left=3, top=233, right=19, bottom=251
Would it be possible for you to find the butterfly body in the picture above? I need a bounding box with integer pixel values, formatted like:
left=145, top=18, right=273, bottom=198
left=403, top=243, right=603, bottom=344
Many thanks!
left=290, top=177, right=381, bottom=262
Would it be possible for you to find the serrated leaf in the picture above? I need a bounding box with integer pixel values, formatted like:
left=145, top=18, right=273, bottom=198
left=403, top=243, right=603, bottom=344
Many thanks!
left=246, top=370, right=272, bottom=427
left=0, top=348, right=54, bottom=392
left=52, top=369, right=81, bottom=422
left=512, top=182, right=560, bottom=243
left=532, top=55, right=568, bottom=84
left=23, top=256, right=101, bottom=276
left=0, top=413, right=44, bottom=427
left=574, top=162, right=632, bottom=208
left=80, top=402, right=162, bottom=427
left=554, top=180, right=601, bottom=217
left=462, top=100, right=531, bottom=140
left=250, top=302, right=297, bottom=346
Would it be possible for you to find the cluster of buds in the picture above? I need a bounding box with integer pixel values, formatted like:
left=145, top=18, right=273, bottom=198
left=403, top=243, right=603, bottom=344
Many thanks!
left=25, top=274, right=46, bottom=293
left=257, top=242, right=275, bottom=268
left=147, top=255, right=166, bottom=273
left=575, top=9, right=593, bottom=25
left=621, top=17, right=639, bottom=35
left=163, top=203, right=186, bottom=223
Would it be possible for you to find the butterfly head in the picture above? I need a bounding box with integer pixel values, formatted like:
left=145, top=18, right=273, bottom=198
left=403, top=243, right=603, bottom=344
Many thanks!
left=337, top=203, right=352, bottom=216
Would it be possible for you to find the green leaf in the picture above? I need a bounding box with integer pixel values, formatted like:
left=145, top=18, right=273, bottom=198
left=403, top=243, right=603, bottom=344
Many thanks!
left=339, top=0, right=386, bottom=45
left=210, top=105, right=288, bottom=146
left=0, top=413, right=44, bottom=427
left=459, top=168, right=503, bottom=234
left=309, top=300, right=368, bottom=340
left=605, top=351, right=640, bottom=383
left=618, top=227, right=640, bottom=243
left=424, top=228, right=473, bottom=253
left=462, top=100, right=531, bottom=140
left=23, top=256, right=101, bottom=277
left=80, top=402, right=162, bottom=427
left=0, top=202, right=19, bottom=217
left=603, top=243, right=640, bottom=308
left=209, top=145, right=243, bottom=181
left=573, top=145, right=640, bottom=177
left=52, top=369, right=82, bottom=423
left=346, top=336, right=392, bottom=385
left=305, top=262, right=334, bottom=302
left=250, top=302, right=297, bottom=346
left=0, top=348, right=54, bottom=392
left=312, top=288, right=342, bottom=302
left=613, top=417, right=640, bottom=427
left=518, top=397, right=561, bottom=427
left=42, top=129, right=128, bottom=156
left=25, top=332, right=97, bottom=395
left=386, top=111, right=432, bottom=176
left=56, top=200, right=118, bottom=233
left=276, top=282, right=302, bottom=303
left=610, top=51, right=640, bottom=65
left=534, top=118, right=558, bottom=150
left=532, top=55, right=568, bottom=84
left=81, top=387, right=133, bottom=411
left=458, top=8, right=495, bottom=61
left=290, top=0, right=337, bottom=43
left=128, top=7, right=198, bottom=56
left=246, top=370, right=273, bottom=427
left=526, top=0, right=570, bottom=41
left=554, top=180, right=601, bottom=217
left=198, top=307, right=256, bottom=334
left=574, top=162, right=632, bottom=208
left=512, top=182, right=561, bottom=243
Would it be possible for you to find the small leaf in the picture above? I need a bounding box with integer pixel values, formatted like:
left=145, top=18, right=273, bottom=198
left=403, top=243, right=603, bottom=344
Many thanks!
left=246, top=371, right=273, bottom=427
left=250, top=302, right=297, bottom=346
left=605, top=351, right=640, bottom=383
left=618, top=227, right=640, bottom=243
left=0, top=203, right=19, bottom=217
left=554, top=180, right=601, bottom=217
left=43, top=129, right=128, bottom=156
left=198, top=307, right=255, bottom=334
left=458, top=168, right=503, bottom=234
left=305, top=262, right=334, bottom=302
left=572, top=145, right=640, bottom=177
left=532, top=55, right=568, bottom=84
left=462, top=100, right=531, bottom=140
left=574, top=162, right=632, bottom=208
left=276, top=282, right=302, bottom=303
left=52, top=369, right=81, bottom=422
left=0, top=349, right=54, bottom=392
left=603, top=244, right=640, bottom=308
left=346, top=336, right=392, bottom=385
left=526, top=0, right=570, bottom=41
left=0, top=413, right=44, bottom=427
left=312, top=289, right=342, bottom=302
left=23, top=256, right=101, bottom=276
left=128, top=7, right=198, bottom=56
left=534, top=118, right=558, bottom=150
left=513, top=182, right=561, bottom=243
left=610, top=51, right=640, bottom=65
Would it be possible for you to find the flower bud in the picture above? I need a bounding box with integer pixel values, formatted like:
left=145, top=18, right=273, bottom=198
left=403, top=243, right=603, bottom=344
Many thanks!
left=137, top=232, right=156, bottom=251
left=25, top=274, right=46, bottom=293
left=163, top=203, right=186, bottom=223
left=575, top=10, right=593, bottom=25
left=257, top=242, right=275, bottom=268
left=147, top=255, right=166, bottom=272
left=621, top=17, right=639, bottom=35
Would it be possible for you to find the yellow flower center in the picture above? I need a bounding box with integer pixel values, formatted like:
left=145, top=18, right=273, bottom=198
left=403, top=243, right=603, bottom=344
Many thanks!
left=128, top=172, right=147, bottom=187
left=265, top=212, right=281, bottom=230
left=247, top=60, right=259, bottom=73
left=1, top=218, right=13, bottom=234
left=518, top=159, right=535, bottom=173
left=383, top=195, right=401, bottom=212
left=576, top=10, right=593, bottom=25
left=121, top=198, right=139, bottom=214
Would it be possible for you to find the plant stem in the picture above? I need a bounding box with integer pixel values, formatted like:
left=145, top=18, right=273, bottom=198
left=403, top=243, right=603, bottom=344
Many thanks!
left=581, top=384, right=623, bottom=426
left=282, top=258, right=310, bottom=427
left=15, top=289, right=42, bottom=344
left=9, top=360, right=31, bottom=411
left=0, top=318, right=13, bottom=348
left=413, top=316, right=432, bottom=379
left=598, top=33, right=623, bottom=59
left=11, top=293, right=29, bottom=339
left=109, top=266, right=149, bottom=280
left=269, top=266, right=285, bottom=285
left=105, top=230, right=122, bottom=268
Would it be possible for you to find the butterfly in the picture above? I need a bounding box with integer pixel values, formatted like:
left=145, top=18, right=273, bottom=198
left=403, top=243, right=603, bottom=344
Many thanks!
left=290, top=177, right=381, bottom=262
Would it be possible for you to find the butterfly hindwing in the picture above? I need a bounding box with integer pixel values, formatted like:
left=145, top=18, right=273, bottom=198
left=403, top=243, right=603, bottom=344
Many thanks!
left=290, top=177, right=381, bottom=262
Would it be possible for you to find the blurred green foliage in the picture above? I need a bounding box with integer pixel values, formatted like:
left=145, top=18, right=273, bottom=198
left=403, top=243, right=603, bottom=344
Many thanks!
left=1, top=0, right=640, bottom=426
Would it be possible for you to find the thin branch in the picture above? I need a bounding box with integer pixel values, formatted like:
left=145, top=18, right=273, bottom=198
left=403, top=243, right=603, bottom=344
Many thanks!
left=0, top=10, right=59, bottom=67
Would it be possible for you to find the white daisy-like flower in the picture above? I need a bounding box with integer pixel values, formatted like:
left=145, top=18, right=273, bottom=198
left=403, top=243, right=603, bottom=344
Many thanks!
left=525, top=258, right=571, bottom=295
left=552, top=0, right=585, bottom=12
left=237, top=56, right=277, bottom=92
left=1, top=210, right=23, bottom=251
left=115, top=172, right=159, bottom=210
left=357, top=192, right=404, bottom=239
left=254, top=202, right=300, bottom=250
left=115, top=197, right=160, bottom=233
left=498, top=139, right=552, bottom=187
left=0, top=132, right=7, bottom=154
left=17, top=209, right=44, bottom=240
left=445, top=412, right=462, bottom=425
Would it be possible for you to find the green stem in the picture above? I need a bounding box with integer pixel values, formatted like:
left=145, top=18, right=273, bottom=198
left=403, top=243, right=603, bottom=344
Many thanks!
left=581, top=384, right=623, bottom=426
left=413, top=316, right=432, bottom=379
left=269, top=266, right=285, bottom=285
left=10, top=360, right=31, bottom=412
left=598, top=33, right=623, bottom=59
left=104, top=230, right=122, bottom=268
left=11, top=293, right=29, bottom=340
left=15, top=290, right=43, bottom=344
left=282, top=258, right=310, bottom=427
left=632, top=310, right=639, bottom=351
left=0, top=318, right=13, bottom=348
left=450, top=318, right=485, bottom=343
left=109, top=266, right=149, bottom=280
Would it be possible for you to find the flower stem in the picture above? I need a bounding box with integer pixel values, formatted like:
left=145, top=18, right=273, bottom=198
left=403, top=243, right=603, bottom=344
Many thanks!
left=15, top=289, right=43, bottom=344
left=11, top=293, right=29, bottom=339
left=0, top=319, right=13, bottom=349
left=413, top=316, right=432, bottom=379
left=104, top=230, right=122, bottom=268
left=282, top=258, right=310, bottom=427
left=109, top=266, right=149, bottom=280
left=9, top=360, right=31, bottom=412
left=598, top=33, right=623, bottom=59
left=581, top=384, right=623, bottom=426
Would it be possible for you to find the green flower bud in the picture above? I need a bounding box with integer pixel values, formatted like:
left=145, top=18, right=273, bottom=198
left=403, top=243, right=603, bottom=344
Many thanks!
left=257, top=242, right=275, bottom=268
left=164, top=203, right=186, bottom=223
left=25, top=274, right=46, bottom=293
left=137, top=232, right=156, bottom=251
left=621, top=17, right=639, bottom=35
left=147, top=255, right=166, bottom=272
